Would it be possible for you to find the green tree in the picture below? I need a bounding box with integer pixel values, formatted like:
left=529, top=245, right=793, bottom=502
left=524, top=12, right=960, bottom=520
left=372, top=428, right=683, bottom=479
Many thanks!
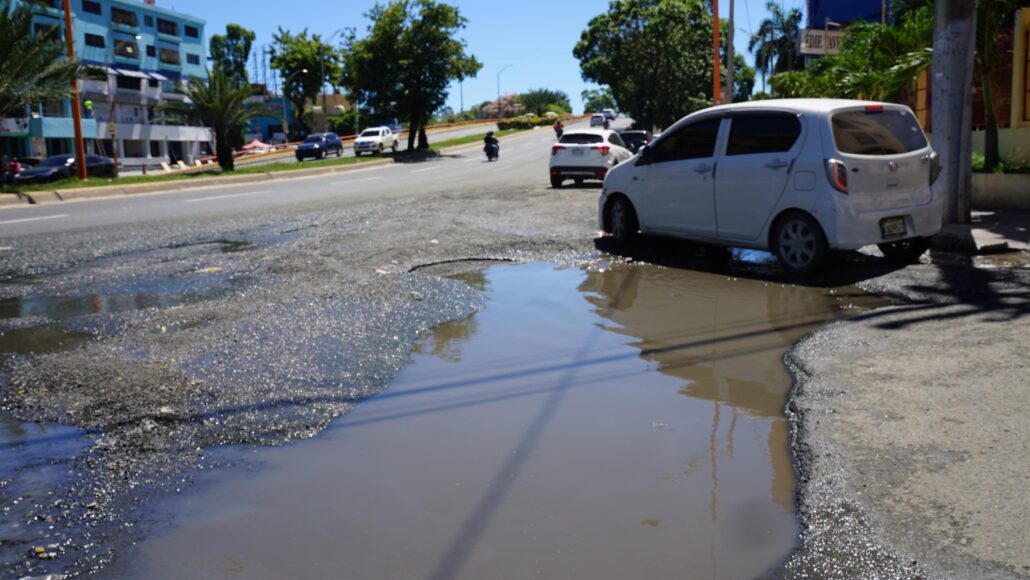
left=0, top=0, right=91, bottom=116
left=747, top=1, right=803, bottom=91
left=574, top=0, right=715, bottom=131
left=520, top=88, right=571, bottom=116
left=581, top=87, right=617, bottom=113
left=730, top=54, right=755, bottom=102
left=342, top=0, right=481, bottom=150
left=270, top=28, right=340, bottom=138
left=158, top=68, right=275, bottom=171
left=209, top=24, right=256, bottom=89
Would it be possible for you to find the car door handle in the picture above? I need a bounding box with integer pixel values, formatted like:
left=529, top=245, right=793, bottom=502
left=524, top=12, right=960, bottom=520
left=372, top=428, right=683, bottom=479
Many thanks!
left=765, top=160, right=790, bottom=169
left=694, top=164, right=711, bottom=174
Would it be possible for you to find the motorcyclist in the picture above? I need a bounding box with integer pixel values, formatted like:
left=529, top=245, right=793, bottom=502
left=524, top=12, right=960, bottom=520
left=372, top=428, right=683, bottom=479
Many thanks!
left=553, top=120, right=564, bottom=138
left=602, top=119, right=610, bottom=130
left=483, top=131, right=499, bottom=160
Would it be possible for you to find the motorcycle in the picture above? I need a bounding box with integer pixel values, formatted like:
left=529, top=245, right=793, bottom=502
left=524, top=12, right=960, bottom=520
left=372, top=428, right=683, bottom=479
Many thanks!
left=484, top=142, right=500, bottom=161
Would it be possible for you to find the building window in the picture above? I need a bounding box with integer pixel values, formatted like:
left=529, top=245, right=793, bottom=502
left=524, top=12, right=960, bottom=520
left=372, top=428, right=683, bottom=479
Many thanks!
left=159, top=47, right=181, bottom=65
left=184, top=25, right=199, bottom=38
left=144, top=15, right=153, bottom=27
left=84, top=33, right=105, bottom=48
left=114, top=39, right=139, bottom=59
left=34, top=23, right=59, bottom=39
left=116, top=76, right=141, bottom=91
left=146, top=45, right=156, bottom=57
left=156, top=18, right=178, bottom=36
left=82, top=0, right=101, bottom=15
left=186, top=54, right=200, bottom=65
left=111, top=7, right=138, bottom=27
left=148, top=79, right=159, bottom=88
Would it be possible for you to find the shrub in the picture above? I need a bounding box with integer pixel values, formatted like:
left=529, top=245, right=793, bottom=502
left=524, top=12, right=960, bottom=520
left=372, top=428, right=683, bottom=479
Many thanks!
left=496, top=116, right=555, bottom=130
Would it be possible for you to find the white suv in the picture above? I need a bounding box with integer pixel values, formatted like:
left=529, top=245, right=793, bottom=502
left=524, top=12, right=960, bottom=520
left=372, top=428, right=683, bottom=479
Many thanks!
left=354, top=126, right=400, bottom=156
left=598, top=99, right=943, bottom=274
left=550, top=129, right=633, bottom=188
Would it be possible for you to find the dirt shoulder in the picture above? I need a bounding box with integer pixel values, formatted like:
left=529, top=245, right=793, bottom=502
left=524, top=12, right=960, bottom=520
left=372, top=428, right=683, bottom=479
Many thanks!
left=784, top=255, right=1030, bottom=579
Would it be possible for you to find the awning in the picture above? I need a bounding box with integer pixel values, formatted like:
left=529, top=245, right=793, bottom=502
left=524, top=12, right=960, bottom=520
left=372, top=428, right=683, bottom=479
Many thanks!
left=115, top=68, right=152, bottom=80
left=147, top=71, right=169, bottom=81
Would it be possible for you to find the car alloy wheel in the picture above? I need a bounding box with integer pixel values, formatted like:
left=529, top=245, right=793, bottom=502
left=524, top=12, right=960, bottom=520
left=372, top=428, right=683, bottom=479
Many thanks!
left=773, top=213, right=827, bottom=274
left=609, top=197, right=638, bottom=246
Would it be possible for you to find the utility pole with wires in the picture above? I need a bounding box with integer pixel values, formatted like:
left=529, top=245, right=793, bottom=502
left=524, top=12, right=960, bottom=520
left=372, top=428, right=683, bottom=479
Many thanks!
left=712, top=0, right=722, bottom=104
left=725, top=0, right=734, bottom=104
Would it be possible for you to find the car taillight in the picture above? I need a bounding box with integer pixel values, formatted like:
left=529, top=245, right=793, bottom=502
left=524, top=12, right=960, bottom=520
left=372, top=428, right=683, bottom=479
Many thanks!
left=929, top=151, right=942, bottom=186
left=864, top=104, right=883, bottom=112
left=825, top=158, right=848, bottom=193
left=593, top=145, right=610, bottom=155
left=551, top=145, right=565, bottom=155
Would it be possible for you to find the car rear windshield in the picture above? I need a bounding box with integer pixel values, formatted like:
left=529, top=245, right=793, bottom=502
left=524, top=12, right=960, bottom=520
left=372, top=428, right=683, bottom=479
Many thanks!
left=560, top=133, right=603, bottom=145
left=832, top=109, right=927, bottom=155
left=303, top=135, right=325, bottom=143
left=360, top=130, right=380, bottom=137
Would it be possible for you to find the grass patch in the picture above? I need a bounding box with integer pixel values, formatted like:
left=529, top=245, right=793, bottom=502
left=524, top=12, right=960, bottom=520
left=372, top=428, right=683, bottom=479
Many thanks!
left=1, top=128, right=531, bottom=195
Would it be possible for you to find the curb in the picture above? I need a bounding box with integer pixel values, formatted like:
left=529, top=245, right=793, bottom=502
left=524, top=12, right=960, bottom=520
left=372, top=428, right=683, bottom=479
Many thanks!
left=932, top=225, right=1011, bottom=254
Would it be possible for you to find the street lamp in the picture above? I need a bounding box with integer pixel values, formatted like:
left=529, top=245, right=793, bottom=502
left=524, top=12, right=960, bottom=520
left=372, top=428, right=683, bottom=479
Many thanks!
left=319, top=28, right=349, bottom=130
left=496, top=64, right=512, bottom=118
left=282, top=68, right=308, bottom=141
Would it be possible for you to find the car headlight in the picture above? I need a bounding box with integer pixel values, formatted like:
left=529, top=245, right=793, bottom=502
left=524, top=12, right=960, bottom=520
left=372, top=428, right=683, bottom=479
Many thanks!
left=313, top=144, right=320, bottom=149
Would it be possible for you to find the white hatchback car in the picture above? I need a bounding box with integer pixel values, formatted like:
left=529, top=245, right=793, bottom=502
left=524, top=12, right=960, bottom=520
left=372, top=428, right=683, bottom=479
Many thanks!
left=550, top=129, right=633, bottom=188
left=598, top=99, right=943, bottom=274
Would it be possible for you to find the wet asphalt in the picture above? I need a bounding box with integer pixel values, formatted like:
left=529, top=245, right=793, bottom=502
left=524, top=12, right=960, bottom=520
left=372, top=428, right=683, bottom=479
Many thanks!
left=1, top=119, right=1027, bottom=577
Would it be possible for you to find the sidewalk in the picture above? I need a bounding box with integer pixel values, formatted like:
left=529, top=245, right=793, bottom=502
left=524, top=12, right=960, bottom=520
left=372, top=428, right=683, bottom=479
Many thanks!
left=934, top=210, right=1030, bottom=253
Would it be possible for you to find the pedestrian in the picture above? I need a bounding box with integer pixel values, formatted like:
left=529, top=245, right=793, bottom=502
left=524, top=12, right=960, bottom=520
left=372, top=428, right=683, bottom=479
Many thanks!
left=83, top=99, right=93, bottom=119
left=4, top=156, right=22, bottom=185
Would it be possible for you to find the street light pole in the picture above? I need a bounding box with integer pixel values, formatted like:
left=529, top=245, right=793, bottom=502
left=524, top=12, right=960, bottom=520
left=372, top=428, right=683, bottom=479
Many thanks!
left=61, top=0, right=87, bottom=180
left=319, top=28, right=347, bottom=131
left=282, top=68, right=308, bottom=141
left=496, top=65, right=512, bottom=118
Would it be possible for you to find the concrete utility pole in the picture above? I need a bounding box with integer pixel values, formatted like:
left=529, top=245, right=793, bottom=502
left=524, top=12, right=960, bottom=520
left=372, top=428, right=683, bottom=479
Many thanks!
left=712, top=0, right=722, bottom=104
left=725, top=0, right=734, bottom=104
left=931, top=0, right=978, bottom=224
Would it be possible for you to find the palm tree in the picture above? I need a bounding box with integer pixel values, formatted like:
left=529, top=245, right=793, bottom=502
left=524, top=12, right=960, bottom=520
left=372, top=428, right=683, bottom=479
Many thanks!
left=748, top=1, right=803, bottom=90
left=158, top=68, right=275, bottom=171
left=0, top=0, right=91, bottom=116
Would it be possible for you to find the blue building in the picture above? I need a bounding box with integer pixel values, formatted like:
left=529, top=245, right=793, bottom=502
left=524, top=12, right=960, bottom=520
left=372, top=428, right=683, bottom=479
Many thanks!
left=807, top=0, right=892, bottom=29
left=0, top=0, right=212, bottom=167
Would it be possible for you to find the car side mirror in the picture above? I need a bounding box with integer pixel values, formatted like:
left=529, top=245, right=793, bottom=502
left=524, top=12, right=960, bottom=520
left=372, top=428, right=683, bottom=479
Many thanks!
left=636, top=145, right=653, bottom=166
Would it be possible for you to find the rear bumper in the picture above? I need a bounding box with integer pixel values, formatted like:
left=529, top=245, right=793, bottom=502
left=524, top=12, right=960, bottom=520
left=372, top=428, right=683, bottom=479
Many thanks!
left=817, top=192, right=945, bottom=249
left=354, top=142, right=382, bottom=152
left=550, top=165, right=608, bottom=179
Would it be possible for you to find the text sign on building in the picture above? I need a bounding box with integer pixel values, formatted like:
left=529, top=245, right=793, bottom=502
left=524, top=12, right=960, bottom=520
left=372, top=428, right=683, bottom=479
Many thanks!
left=799, top=29, right=845, bottom=55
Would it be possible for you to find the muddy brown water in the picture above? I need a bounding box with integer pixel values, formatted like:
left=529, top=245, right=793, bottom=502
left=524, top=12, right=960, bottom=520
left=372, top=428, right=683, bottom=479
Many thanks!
left=109, top=263, right=880, bottom=579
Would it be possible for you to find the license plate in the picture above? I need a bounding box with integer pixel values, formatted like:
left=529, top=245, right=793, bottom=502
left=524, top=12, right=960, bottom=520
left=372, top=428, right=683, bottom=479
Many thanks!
left=572, top=149, right=585, bottom=156
left=880, top=216, right=907, bottom=238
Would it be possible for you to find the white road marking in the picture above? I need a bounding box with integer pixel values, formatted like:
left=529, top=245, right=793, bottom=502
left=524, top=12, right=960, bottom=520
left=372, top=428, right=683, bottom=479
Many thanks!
left=331, top=176, right=383, bottom=185
left=411, top=166, right=441, bottom=174
left=184, top=191, right=271, bottom=203
left=0, top=214, right=69, bottom=225
left=0, top=246, right=13, bottom=251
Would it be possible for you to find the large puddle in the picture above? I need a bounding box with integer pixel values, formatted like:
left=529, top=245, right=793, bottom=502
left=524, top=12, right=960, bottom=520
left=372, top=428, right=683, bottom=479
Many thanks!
left=112, top=263, right=880, bottom=579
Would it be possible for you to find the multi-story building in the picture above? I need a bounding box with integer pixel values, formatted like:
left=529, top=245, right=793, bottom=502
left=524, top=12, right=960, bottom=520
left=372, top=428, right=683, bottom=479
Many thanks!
left=0, top=0, right=212, bottom=168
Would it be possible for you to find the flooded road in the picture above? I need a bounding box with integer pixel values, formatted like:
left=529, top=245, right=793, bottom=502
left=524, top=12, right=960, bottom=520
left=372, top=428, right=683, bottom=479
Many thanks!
left=112, top=263, right=879, bottom=579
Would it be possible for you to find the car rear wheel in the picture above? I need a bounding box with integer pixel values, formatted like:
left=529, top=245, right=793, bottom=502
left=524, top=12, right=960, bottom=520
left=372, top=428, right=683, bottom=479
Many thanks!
left=392, top=142, right=398, bottom=153
left=550, top=175, right=562, bottom=188
left=608, top=197, right=639, bottom=247
left=878, top=236, right=931, bottom=263
left=772, top=212, right=828, bottom=275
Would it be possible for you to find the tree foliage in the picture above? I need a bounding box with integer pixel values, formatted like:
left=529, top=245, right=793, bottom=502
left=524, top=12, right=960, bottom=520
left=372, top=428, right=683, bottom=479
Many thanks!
left=270, top=28, right=340, bottom=138
left=158, top=68, right=274, bottom=171
left=209, top=24, right=256, bottom=89
left=975, top=0, right=1030, bottom=169
left=574, top=0, right=715, bottom=130
left=747, top=1, right=803, bottom=90
left=581, top=87, right=617, bottom=113
left=341, top=0, right=481, bottom=150
left=520, top=88, right=571, bottom=116
left=0, top=0, right=91, bottom=116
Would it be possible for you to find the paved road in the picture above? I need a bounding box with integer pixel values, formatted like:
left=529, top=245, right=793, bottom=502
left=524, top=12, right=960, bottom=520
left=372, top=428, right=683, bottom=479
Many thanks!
left=0, top=121, right=613, bottom=240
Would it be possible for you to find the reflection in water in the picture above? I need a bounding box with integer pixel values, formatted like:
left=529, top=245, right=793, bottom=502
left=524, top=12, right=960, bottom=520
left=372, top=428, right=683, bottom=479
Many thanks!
left=116, top=263, right=878, bottom=580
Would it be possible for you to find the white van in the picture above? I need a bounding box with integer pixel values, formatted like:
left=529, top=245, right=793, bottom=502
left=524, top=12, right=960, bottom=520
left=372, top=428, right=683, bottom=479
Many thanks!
left=598, top=99, right=943, bottom=274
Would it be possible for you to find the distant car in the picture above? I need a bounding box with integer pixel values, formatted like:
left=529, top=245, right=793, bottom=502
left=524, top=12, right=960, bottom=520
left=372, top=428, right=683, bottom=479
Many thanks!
left=295, top=132, right=343, bottom=161
left=354, top=127, right=400, bottom=156
left=618, top=130, right=651, bottom=153
left=13, top=154, right=117, bottom=184
left=602, top=108, right=617, bottom=120
left=589, top=114, right=606, bottom=127
left=549, top=129, right=633, bottom=188
left=598, top=99, right=944, bottom=274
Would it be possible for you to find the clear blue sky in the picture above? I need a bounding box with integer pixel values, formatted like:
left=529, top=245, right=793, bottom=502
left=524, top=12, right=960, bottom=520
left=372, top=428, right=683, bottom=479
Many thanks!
left=160, top=0, right=806, bottom=113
